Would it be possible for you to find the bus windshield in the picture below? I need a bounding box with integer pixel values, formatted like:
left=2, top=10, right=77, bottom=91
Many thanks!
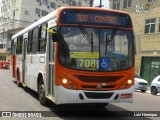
left=59, top=26, right=134, bottom=71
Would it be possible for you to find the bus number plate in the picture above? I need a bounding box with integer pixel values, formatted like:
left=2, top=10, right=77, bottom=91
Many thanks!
left=77, top=59, right=99, bottom=69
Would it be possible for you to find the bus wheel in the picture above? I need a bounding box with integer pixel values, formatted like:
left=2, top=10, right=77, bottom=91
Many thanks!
left=38, top=80, right=47, bottom=106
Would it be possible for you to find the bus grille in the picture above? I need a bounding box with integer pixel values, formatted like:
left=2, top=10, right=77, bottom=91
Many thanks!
left=84, top=92, right=113, bottom=99
left=81, top=85, right=115, bottom=89
left=74, top=75, right=122, bottom=83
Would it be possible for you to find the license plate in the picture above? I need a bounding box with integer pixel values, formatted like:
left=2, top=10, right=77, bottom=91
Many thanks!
left=121, top=93, right=132, bottom=99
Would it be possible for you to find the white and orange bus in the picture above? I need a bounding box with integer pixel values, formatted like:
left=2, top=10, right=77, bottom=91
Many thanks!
left=10, top=7, right=135, bottom=107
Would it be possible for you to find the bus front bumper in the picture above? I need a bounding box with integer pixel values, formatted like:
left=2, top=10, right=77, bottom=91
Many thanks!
left=55, top=86, right=134, bottom=105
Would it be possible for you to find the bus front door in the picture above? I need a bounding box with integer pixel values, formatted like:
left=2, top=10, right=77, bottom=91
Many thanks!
left=47, top=33, right=55, bottom=97
left=12, top=39, right=17, bottom=78
left=22, top=34, right=28, bottom=86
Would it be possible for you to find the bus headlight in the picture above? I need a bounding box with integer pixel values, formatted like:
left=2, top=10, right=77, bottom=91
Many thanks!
left=128, top=79, right=132, bottom=84
left=61, top=78, right=78, bottom=89
left=119, top=79, right=134, bottom=89
left=62, top=79, right=67, bottom=84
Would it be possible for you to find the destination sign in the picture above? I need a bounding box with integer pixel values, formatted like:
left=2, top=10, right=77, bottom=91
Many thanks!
left=60, top=9, right=132, bottom=28
left=75, top=14, right=117, bottom=24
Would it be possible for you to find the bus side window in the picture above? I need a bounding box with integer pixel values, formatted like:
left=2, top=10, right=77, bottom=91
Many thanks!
left=31, top=27, right=39, bottom=54
left=11, top=40, right=14, bottom=55
left=39, top=23, right=47, bottom=53
left=16, top=36, right=23, bottom=55
left=27, top=31, right=32, bottom=54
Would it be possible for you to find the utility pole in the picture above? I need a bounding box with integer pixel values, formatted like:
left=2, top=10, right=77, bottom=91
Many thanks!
left=97, top=0, right=104, bottom=8
left=100, top=0, right=102, bottom=8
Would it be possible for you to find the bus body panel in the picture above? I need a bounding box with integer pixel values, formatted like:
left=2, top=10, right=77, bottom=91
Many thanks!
left=15, top=53, right=46, bottom=92
left=25, top=54, right=46, bottom=92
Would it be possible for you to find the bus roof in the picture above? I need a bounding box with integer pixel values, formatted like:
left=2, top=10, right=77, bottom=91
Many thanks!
left=60, top=6, right=128, bottom=14
left=12, top=7, right=129, bottom=40
left=12, top=9, right=58, bottom=39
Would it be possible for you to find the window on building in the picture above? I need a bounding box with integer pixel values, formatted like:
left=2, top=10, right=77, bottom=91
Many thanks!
left=37, top=0, right=41, bottom=2
left=78, top=2, right=82, bottom=6
left=0, top=55, right=6, bottom=61
left=148, top=0, right=155, bottom=2
left=42, top=10, right=48, bottom=16
left=50, top=2, right=56, bottom=9
left=158, top=18, right=160, bottom=32
left=123, top=0, right=132, bottom=8
left=113, top=0, right=120, bottom=10
left=63, top=0, right=67, bottom=3
left=40, top=0, right=48, bottom=5
left=73, top=1, right=77, bottom=6
left=0, top=44, right=4, bottom=49
left=145, top=18, right=156, bottom=34
left=36, top=8, right=41, bottom=15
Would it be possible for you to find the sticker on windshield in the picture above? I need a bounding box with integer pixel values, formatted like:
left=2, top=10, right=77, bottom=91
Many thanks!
left=100, top=58, right=109, bottom=69
left=69, top=44, right=91, bottom=51
left=70, top=52, right=99, bottom=58
left=69, top=44, right=76, bottom=50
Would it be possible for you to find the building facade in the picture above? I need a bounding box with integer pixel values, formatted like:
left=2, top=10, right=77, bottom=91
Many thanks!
left=110, top=0, right=160, bottom=85
left=0, top=0, right=93, bottom=52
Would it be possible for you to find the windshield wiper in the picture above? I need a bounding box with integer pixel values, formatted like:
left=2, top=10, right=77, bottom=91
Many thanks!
left=79, top=25, right=94, bottom=53
left=106, top=28, right=118, bottom=45
left=105, top=28, right=118, bottom=55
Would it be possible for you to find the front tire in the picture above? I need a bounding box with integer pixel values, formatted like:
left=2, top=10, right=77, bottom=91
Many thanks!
left=38, top=80, right=47, bottom=106
left=151, top=87, right=157, bottom=95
